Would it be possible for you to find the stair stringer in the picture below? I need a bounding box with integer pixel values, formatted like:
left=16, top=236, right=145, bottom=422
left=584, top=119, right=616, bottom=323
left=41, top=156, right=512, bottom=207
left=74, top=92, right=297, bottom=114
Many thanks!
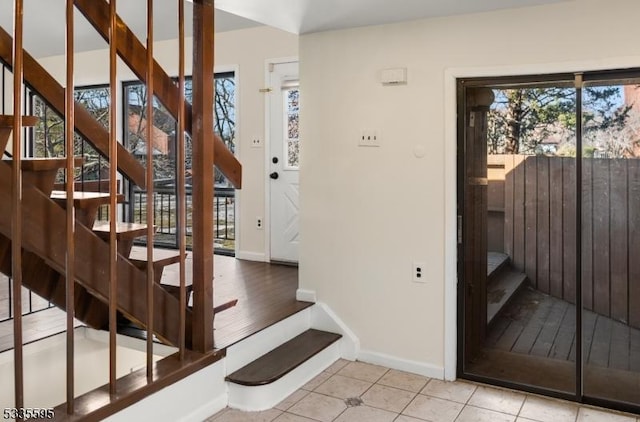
left=224, top=303, right=360, bottom=411
left=0, top=27, right=146, bottom=188
left=0, top=161, right=191, bottom=346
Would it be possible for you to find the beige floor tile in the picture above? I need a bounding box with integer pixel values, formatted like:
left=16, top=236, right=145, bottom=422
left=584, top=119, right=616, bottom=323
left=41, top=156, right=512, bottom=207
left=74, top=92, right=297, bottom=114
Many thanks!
left=213, top=408, right=283, bottom=422
left=314, top=374, right=373, bottom=399
left=577, top=407, right=637, bottom=422
left=361, top=384, right=416, bottom=413
left=377, top=369, right=429, bottom=393
left=394, top=416, right=426, bottom=422
left=301, top=371, right=332, bottom=391
left=275, top=389, right=310, bottom=411
left=287, top=392, right=347, bottom=422
left=456, top=406, right=516, bottom=422
left=274, top=413, right=317, bottom=422
left=420, top=379, right=477, bottom=404
left=325, top=359, right=351, bottom=374
left=403, top=394, right=464, bottom=422
left=467, top=385, right=526, bottom=415
left=337, top=361, right=389, bottom=383
left=515, top=418, right=541, bottom=422
left=519, top=396, right=578, bottom=422
left=333, top=405, right=397, bottom=422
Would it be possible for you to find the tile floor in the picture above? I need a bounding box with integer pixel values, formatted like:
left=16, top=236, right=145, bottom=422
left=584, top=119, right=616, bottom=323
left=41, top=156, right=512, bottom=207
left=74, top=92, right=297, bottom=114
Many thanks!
left=206, top=360, right=640, bottom=422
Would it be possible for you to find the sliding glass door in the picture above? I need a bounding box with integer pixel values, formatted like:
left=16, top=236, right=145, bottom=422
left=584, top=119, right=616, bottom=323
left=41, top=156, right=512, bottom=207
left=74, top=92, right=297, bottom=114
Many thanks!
left=459, top=70, right=640, bottom=413
left=581, top=77, right=640, bottom=407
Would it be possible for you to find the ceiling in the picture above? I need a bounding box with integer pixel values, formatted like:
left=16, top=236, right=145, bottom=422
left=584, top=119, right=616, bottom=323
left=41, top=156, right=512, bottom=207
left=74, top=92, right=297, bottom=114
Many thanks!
left=0, top=0, right=262, bottom=58
left=0, top=0, right=570, bottom=58
left=214, top=0, right=571, bottom=34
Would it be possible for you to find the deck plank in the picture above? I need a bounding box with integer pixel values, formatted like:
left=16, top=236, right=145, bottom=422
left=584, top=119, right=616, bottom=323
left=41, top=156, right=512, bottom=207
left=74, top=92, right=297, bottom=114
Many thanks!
left=530, top=298, right=568, bottom=358
left=588, top=315, right=612, bottom=368
left=486, top=286, right=640, bottom=376
left=511, top=290, right=554, bottom=354
left=609, top=319, right=630, bottom=371
left=549, top=303, right=576, bottom=361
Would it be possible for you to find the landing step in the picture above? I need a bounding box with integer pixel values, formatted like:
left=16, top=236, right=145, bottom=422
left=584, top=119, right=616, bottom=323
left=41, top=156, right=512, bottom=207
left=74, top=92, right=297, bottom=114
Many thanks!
left=226, top=329, right=342, bottom=386
left=487, top=270, right=528, bottom=325
left=488, top=251, right=509, bottom=277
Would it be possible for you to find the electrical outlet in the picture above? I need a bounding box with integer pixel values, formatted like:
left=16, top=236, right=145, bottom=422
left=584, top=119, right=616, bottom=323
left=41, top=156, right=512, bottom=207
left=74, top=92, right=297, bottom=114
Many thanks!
left=251, top=138, right=263, bottom=148
left=412, top=262, right=427, bottom=283
left=256, top=217, right=263, bottom=230
left=358, top=129, right=380, bottom=147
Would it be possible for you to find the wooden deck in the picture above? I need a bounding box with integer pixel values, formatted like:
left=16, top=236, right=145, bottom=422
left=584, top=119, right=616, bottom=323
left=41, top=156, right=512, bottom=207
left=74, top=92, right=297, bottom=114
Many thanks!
left=469, top=284, right=640, bottom=401
left=486, top=285, right=640, bottom=371
left=0, top=251, right=310, bottom=353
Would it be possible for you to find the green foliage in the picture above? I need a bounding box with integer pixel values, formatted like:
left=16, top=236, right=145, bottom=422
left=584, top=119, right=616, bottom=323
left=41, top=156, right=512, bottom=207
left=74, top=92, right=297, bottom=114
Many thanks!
left=487, top=85, right=631, bottom=156
left=31, top=86, right=110, bottom=181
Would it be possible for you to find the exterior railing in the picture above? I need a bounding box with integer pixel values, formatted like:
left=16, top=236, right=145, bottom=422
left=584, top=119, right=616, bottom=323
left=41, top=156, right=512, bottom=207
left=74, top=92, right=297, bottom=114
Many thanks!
left=0, top=277, right=53, bottom=323
left=131, top=185, right=235, bottom=252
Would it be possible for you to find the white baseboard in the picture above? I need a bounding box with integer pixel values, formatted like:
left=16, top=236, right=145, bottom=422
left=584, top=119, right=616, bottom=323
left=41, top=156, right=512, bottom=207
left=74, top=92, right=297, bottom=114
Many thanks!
left=357, top=349, right=445, bottom=380
left=235, top=251, right=267, bottom=262
left=296, top=288, right=317, bottom=302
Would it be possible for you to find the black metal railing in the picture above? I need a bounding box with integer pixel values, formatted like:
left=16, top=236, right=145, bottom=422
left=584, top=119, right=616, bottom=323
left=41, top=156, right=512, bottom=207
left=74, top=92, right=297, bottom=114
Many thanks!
left=131, top=185, right=235, bottom=252
left=0, top=277, right=53, bottom=323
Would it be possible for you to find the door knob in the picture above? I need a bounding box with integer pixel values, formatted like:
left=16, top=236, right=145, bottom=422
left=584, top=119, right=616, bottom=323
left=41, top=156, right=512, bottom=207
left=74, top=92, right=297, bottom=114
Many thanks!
left=270, top=172, right=279, bottom=180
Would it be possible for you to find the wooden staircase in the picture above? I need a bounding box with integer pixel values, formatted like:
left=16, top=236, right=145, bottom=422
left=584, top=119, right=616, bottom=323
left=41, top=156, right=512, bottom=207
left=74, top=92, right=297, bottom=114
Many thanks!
left=0, top=115, right=192, bottom=346
left=487, top=252, right=528, bottom=326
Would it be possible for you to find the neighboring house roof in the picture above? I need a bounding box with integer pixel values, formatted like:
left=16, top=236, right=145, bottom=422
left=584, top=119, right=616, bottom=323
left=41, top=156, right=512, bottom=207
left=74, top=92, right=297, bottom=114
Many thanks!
left=127, top=114, right=170, bottom=155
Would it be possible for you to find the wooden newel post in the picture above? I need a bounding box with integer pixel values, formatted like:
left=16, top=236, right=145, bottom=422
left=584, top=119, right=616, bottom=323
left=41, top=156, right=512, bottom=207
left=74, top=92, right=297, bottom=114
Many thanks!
left=463, top=87, right=494, bottom=359
left=191, top=0, right=215, bottom=352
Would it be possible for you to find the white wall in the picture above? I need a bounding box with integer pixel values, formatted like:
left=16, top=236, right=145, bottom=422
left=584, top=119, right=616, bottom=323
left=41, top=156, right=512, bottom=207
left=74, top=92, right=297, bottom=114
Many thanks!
left=36, top=25, right=298, bottom=258
left=299, top=0, right=640, bottom=378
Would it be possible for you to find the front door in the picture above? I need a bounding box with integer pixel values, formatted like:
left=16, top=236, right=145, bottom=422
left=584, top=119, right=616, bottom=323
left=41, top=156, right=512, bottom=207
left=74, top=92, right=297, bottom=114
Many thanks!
left=269, top=61, right=300, bottom=263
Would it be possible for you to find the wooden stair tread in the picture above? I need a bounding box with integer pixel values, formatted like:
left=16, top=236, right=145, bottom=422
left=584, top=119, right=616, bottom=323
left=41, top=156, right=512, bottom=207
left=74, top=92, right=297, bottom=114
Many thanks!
left=226, top=329, right=342, bottom=386
left=3, top=156, right=83, bottom=171
left=130, top=255, right=181, bottom=268
left=129, top=245, right=184, bottom=264
left=0, top=115, right=39, bottom=128
left=487, top=269, right=528, bottom=325
left=487, top=251, right=509, bottom=278
left=92, top=221, right=151, bottom=239
left=51, top=190, right=124, bottom=206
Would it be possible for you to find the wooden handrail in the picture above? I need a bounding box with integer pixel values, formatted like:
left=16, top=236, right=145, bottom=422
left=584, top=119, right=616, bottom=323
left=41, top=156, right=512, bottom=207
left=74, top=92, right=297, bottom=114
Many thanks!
left=0, top=26, right=147, bottom=189
left=74, top=0, right=242, bottom=189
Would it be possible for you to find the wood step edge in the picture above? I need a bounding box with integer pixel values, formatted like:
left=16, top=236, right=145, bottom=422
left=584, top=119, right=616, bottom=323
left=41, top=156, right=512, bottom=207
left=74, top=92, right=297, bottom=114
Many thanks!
left=226, top=329, right=342, bottom=386
left=2, top=156, right=83, bottom=170
left=487, top=251, right=510, bottom=279
left=0, top=115, right=39, bottom=128
left=92, top=221, right=152, bottom=238
left=130, top=255, right=181, bottom=268
left=487, top=271, right=528, bottom=326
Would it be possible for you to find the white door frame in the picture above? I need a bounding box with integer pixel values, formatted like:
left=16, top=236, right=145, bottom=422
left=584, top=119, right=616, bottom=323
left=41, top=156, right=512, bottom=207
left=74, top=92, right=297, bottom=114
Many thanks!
left=263, top=57, right=299, bottom=262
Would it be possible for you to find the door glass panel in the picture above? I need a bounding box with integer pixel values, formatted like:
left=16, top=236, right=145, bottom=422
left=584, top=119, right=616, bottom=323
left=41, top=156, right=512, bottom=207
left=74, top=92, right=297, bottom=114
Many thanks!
left=582, top=80, right=640, bottom=406
left=284, top=87, right=300, bottom=169
left=464, top=83, right=577, bottom=395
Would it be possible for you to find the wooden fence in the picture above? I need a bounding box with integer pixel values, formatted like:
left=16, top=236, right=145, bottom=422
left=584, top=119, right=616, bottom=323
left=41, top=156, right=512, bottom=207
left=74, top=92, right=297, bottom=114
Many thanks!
left=489, top=155, right=640, bottom=328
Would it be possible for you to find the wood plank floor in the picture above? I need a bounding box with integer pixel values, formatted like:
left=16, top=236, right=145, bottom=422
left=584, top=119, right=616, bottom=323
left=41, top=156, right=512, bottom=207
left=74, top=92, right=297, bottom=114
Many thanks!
left=0, top=250, right=310, bottom=353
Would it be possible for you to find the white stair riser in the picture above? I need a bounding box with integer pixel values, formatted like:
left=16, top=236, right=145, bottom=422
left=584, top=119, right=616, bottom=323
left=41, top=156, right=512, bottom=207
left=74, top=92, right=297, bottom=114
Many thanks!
left=225, top=307, right=311, bottom=374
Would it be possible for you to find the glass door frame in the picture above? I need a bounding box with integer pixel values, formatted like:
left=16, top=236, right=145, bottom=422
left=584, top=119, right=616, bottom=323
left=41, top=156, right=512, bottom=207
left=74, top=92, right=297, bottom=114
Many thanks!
left=457, top=68, right=640, bottom=415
